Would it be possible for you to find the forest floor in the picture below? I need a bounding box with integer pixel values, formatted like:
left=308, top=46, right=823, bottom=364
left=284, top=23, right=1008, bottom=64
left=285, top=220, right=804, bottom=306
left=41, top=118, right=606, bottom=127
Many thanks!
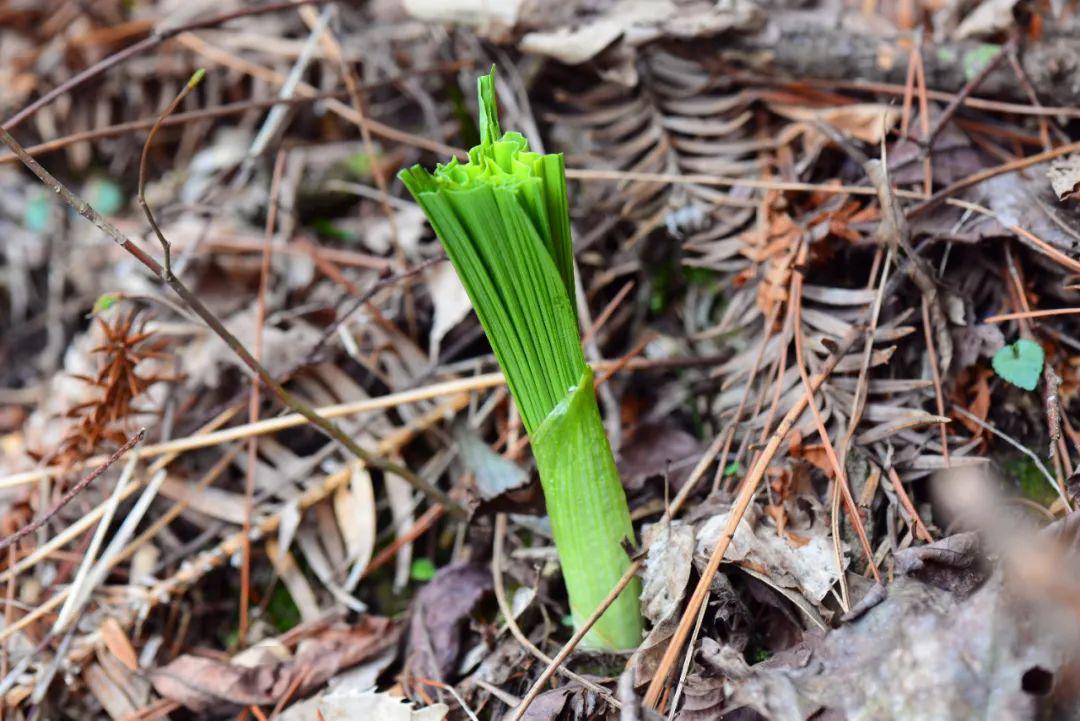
left=2, top=1, right=1080, bottom=719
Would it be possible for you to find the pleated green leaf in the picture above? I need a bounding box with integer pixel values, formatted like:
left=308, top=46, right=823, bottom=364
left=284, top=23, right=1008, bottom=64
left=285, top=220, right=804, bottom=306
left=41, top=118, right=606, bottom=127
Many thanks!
left=399, top=67, right=642, bottom=649
left=532, top=368, right=642, bottom=649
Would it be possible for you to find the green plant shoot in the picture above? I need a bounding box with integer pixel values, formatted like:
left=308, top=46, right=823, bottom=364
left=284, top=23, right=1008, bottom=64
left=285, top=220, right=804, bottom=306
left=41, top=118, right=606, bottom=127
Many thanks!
left=399, top=68, right=642, bottom=650
left=992, top=339, right=1044, bottom=391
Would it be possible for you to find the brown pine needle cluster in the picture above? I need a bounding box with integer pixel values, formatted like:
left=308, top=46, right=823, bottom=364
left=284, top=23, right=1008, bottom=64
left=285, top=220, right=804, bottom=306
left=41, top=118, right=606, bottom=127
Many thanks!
left=50, top=310, right=173, bottom=464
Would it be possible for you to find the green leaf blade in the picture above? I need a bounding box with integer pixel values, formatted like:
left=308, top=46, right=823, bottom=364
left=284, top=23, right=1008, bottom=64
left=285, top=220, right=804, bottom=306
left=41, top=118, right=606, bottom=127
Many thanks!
left=992, top=339, right=1045, bottom=391
left=532, top=369, right=642, bottom=650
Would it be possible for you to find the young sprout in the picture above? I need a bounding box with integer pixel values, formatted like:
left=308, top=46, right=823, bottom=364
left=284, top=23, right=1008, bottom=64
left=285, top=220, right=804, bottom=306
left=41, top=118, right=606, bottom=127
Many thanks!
left=399, top=69, right=642, bottom=650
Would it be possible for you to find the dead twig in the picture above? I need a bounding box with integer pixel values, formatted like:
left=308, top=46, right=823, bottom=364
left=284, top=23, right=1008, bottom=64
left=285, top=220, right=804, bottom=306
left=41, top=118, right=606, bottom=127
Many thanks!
left=924, top=39, right=1012, bottom=152
left=138, top=70, right=205, bottom=276
left=921, top=296, right=950, bottom=467
left=240, top=149, right=288, bottom=643
left=0, top=430, right=143, bottom=555
left=0, top=58, right=473, bottom=167
left=886, top=466, right=934, bottom=543
left=0, top=0, right=332, bottom=130
left=985, top=308, right=1080, bottom=323
left=0, top=121, right=467, bottom=520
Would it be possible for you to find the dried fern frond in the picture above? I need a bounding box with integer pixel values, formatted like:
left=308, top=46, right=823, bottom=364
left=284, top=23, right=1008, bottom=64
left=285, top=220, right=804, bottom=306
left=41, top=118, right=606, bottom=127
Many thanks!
left=48, top=310, right=174, bottom=465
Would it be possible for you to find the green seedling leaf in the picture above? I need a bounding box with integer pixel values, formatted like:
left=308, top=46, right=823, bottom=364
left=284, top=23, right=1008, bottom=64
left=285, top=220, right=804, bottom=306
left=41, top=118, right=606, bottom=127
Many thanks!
left=410, top=558, right=436, bottom=582
left=84, top=178, right=125, bottom=216
left=24, top=192, right=52, bottom=233
left=311, top=218, right=353, bottom=242
left=266, top=582, right=301, bottom=632
left=723, top=461, right=742, bottom=478
left=991, top=339, right=1044, bottom=391
left=963, top=44, right=1001, bottom=82
left=343, top=152, right=374, bottom=179
left=92, top=293, right=120, bottom=315
left=1006, top=457, right=1057, bottom=507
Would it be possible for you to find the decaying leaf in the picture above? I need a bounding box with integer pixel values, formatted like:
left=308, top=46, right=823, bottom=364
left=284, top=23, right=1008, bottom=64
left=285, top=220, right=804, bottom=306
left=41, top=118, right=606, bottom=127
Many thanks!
left=182, top=308, right=322, bottom=389
left=426, top=261, right=473, bottom=360
left=719, top=570, right=1079, bottom=721
left=319, top=689, right=448, bottom=721
left=453, top=423, right=530, bottom=501
left=400, top=0, right=522, bottom=28
left=150, top=617, right=400, bottom=713
left=769, top=104, right=899, bottom=145
left=98, top=617, right=138, bottom=673
left=519, top=0, right=761, bottom=67
left=407, top=563, right=492, bottom=681
left=893, top=532, right=989, bottom=598
left=674, top=638, right=752, bottom=721
left=640, top=518, right=695, bottom=625
left=521, top=685, right=608, bottom=721
left=974, top=172, right=1080, bottom=254
left=520, top=20, right=624, bottom=65
left=1048, top=154, right=1080, bottom=202
left=337, top=462, right=377, bottom=582
left=617, top=422, right=703, bottom=492
left=696, top=505, right=846, bottom=603
left=954, top=0, right=1018, bottom=39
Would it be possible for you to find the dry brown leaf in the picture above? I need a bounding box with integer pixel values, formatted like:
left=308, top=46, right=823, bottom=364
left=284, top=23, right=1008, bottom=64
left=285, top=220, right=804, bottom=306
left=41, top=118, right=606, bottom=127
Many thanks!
left=150, top=617, right=399, bottom=713
left=84, top=663, right=138, bottom=720
left=855, top=413, right=952, bottom=445
left=521, top=685, right=608, bottom=721
left=99, top=617, right=138, bottom=673
left=696, top=506, right=845, bottom=603
left=1048, top=154, right=1080, bottom=202
left=617, top=422, right=703, bottom=492
left=337, top=463, right=376, bottom=580
left=769, top=104, right=899, bottom=144
left=519, top=0, right=761, bottom=66
left=640, top=519, right=695, bottom=625
left=401, top=0, right=521, bottom=28
left=453, top=423, right=530, bottom=501
left=425, top=261, right=473, bottom=360
left=406, top=563, right=492, bottom=682
left=266, top=539, right=322, bottom=624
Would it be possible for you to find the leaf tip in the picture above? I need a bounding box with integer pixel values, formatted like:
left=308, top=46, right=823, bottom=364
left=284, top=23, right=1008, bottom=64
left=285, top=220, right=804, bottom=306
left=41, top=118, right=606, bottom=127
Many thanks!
left=477, top=65, right=501, bottom=147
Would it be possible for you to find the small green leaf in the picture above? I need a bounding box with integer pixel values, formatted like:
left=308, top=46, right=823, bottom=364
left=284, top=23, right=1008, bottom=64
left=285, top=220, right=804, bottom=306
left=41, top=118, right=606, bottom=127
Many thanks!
left=1006, top=457, right=1057, bottom=507
left=963, top=44, right=1001, bottom=82
left=265, top=582, right=301, bottom=632
left=24, top=192, right=52, bottom=233
left=343, top=152, right=374, bottom=179
left=723, top=461, right=742, bottom=478
left=93, top=293, right=120, bottom=314
left=84, top=178, right=124, bottom=216
left=311, top=217, right=353, bottom=242
left=410, top=558, right=436, bottom=582
left=992, top=339, right=1045, bottom=391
